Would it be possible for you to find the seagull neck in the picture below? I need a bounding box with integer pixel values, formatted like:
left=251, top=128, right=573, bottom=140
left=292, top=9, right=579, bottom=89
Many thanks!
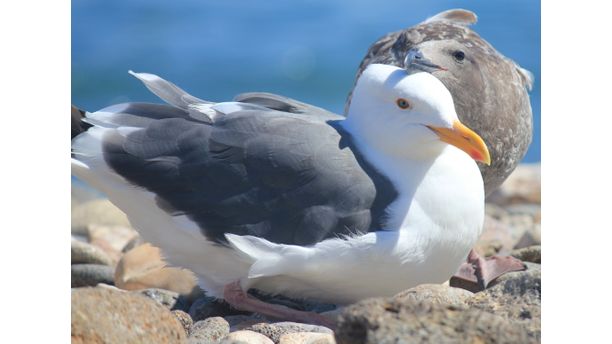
left=339, top=118, right=441, bottom=191
left=341, top=116, right=442, bottom=162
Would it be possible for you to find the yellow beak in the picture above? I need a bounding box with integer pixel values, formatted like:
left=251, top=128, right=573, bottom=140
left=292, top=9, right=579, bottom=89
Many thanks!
left=427, top=120, right=491, bottom=165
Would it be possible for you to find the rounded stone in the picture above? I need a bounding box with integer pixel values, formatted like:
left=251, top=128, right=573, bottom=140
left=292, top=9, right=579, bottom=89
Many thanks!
left=71, top=287, right=186, bottom=343
left=220, top=330, right=274, bottom=344
left=71, top=264, right=115, bottom=288
left=172, top=310, right=193, bottom=336
left=71, top=240, right=113, bottom=266
left=189, top=317, right=230, bottom=343
left=393, top=284, right=474, bottom=307
left=279, top=332, right=336, bottom=344
left=246, top=322, right=333, bottom=344
left=511, top=245, right=541, bottom=264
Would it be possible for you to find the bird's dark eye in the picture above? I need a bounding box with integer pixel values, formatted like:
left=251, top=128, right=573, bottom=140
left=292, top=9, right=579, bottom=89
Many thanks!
left=396, top=98, right=410, bottom=109
left=453, top=50, right=465, bottom=62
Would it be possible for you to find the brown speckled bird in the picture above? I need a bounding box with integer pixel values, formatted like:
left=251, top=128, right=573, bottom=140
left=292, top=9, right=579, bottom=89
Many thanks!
left=346, top=9, right=534, bottom=196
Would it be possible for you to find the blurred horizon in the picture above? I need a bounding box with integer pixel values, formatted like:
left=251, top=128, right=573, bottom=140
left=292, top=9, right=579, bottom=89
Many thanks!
left=72, top=0, right=540, bottom=162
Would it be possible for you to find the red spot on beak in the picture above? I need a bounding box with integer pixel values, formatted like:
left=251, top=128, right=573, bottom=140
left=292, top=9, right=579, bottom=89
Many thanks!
left=470, top=149, right=483, bottom=161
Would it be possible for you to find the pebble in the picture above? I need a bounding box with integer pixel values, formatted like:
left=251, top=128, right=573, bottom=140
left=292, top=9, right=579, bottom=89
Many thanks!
left=511, top=245, right=541, bottom=264
left=220, top=330, right=274, bottom=344
left=71, top=240, right=113, bottom=266
left=279, top=332, right=336, bottom=344
left=246, top=322, right=333, bottom=343
left=172, top=309, right=193, bottom=336
left=72, top=287, right=185, bottom=343
left=393, top=283, right=473, bottom=307
left=189, top=316, right=230, bottom=343
left=71, top=264, right=115, bottom=288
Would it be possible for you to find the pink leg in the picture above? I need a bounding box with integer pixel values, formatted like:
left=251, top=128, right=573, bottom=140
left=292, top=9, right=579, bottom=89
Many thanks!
left=223, top=281, right=336, bottom=328
left=450, top=249, right=526, bottom=292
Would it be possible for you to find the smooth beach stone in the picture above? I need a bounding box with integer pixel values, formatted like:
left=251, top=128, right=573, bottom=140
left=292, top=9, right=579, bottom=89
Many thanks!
left=220, top=330, right=274, bottom=344
left=71, top=240, right=113, bottom=266
left=393, top=283, right=474, bottom=307
left=172, top=309, right=193, bottom=336
left=71, top=264, right=114, bottom=288
left=72, top=287, right=186, bottom=343
left=189, top=316, right=230, bottom=343
left=279, top=332, right=336, bottom=344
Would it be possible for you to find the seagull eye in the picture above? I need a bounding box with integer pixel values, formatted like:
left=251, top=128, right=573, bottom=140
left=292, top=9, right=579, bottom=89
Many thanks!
left=396, top=98, right=410, bottom=109
left=453, top=50, right=465, bottom=62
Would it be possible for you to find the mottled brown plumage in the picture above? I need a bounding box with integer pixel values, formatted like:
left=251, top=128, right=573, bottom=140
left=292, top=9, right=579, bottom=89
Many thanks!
left=346, top=9, right=533, bottom=195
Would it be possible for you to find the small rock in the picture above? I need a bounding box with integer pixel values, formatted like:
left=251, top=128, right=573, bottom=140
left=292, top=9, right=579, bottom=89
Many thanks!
left=71, top=240, right=113, bottom=266
left=189, top=316, right=230, bottom=343
left=220, top=330, right=274, bottom=344
left=245, top=323, right=286, bottom=343
left=335, top=298, right=532, bottom=344
left=172, top=310, right=193, bottom=336
left=71, top=198, right=132, bottom=235
left=279, top=332, right=336, bottom=344
left=393, top=284, right=473, bottom=307
left=71, top=264, right=114, bottom=288
left=137, top=288, right=191, bottom=311
left=511, top=245, right=541, bottom=264
left=468, top=262, right=541, bottom=339
left=247, top=322, right=333, bottom=343
left=190, top=296, right=251, bottom=322
left=273, top=322, right=333, bottom=335
left=72, top=287, right=186, bottom=343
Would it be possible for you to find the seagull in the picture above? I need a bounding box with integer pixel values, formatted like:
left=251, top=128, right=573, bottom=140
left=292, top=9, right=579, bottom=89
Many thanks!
left=72, top=56, right=490, bottom=325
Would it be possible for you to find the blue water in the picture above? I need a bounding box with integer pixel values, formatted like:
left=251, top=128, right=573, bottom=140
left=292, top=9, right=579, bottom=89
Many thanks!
left=72, top=0, right=540, bottom=162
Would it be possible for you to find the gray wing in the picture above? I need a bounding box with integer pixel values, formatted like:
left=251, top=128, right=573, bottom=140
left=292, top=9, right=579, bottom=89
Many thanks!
left=99, top=102, right=397, bottom=246
left=234, top=92, right=344, bottom=121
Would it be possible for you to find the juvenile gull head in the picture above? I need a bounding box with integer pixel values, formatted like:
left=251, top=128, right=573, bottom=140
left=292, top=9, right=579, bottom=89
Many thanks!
left=346, top=9, right=534, bottom=195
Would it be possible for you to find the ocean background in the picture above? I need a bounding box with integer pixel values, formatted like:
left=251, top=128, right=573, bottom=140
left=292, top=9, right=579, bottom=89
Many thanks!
left=72, top=0, right=540, bottom=162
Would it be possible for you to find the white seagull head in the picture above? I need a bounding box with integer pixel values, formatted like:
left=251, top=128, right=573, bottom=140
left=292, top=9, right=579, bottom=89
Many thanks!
left=346, top=63, right=490, bottom=165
